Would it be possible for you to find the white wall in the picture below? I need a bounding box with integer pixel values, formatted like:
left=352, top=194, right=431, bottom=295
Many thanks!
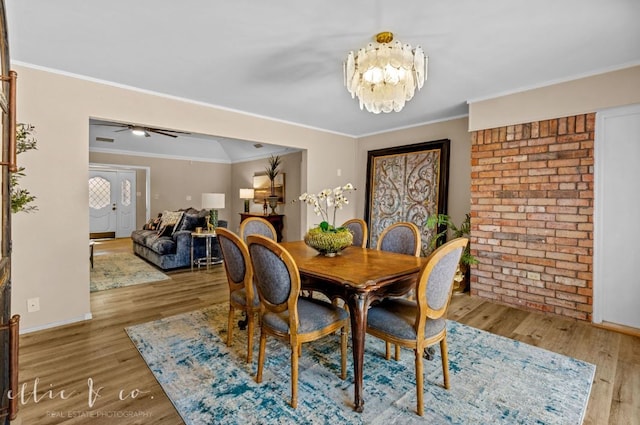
left=468, top=65, right=640, bottom=131
left=13, top=65, right=356, bottom=332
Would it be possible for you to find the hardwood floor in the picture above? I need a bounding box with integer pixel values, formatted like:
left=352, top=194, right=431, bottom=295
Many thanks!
left=14, top=238, right=639, bottom=424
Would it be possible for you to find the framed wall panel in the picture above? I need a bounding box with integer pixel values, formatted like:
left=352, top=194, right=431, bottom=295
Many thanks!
left=252, top=172, right=285, bottom=204
left=365, top=139, right=450, bottom=256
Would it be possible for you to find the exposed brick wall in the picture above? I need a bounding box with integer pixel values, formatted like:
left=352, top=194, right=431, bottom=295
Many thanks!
left=469, top=113, right=595, bottom=321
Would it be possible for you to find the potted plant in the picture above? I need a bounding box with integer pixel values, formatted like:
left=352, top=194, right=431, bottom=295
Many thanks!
left=425, top=213, right=477, bottom=293
left=265, top=154, right=281, bottom=215
left=298, top=183, right=355, bottom=256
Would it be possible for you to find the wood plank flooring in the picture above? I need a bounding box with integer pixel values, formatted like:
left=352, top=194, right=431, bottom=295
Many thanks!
left=13, top=238, right=639, bottom=424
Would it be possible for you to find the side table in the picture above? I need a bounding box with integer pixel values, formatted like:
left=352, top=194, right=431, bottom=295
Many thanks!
left=190, top=231, right=223, bottom=271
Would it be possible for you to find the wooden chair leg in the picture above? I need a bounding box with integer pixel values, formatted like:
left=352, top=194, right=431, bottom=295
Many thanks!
left=291, top=343, right=299, bottom=409
left=385, top=342, right=391, bottom=360
left=246, top=311, right=254, bottom=363
left=440, top=337, right=450, bottom=389
left=227, top=306, right=234, bottom=346
left=415, top=347, right=424, bottom=416
left=256, top=331, right=267, bottom=383
left=340, top=326, right=347, bottom=380
left=395, top=344, right=400, bottom=361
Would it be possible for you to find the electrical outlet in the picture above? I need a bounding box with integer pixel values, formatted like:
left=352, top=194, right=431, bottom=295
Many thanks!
left=27, top=297, right=40, bottom=313
left=186, top=195, right=192, bottom=201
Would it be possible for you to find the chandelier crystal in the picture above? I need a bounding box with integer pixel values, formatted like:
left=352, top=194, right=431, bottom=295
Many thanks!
left=344, top=32, right=427, bottom=114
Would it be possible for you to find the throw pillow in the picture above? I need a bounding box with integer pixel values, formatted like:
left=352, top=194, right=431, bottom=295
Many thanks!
left=177, top=210, right=207, bottom=232
left=145, top=215, right=162, bottom=231
left=153, top=211, right=182, bottom=237
left=160, top=210, right=184, bottom=227
left=156, top=224, right=175, bottom=237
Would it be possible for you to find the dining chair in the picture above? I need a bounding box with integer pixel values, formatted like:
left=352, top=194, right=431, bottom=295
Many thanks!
left=376, top=221, right=421, bottom=257
left=376, top=221, right=422, bottom=358
left=247, top=234, right=348, bottom=409
left=366, top=237, right=468, bottom=416
left=239, top=216, right=277, bottom=243
left=342, top=218, right=368, bottom=248
left=215, top=227, right=261, bottom=364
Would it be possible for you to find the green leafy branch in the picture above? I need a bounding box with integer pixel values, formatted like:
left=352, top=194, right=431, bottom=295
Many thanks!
left=425, top=213, right=477, bottom=266
left=11, top=123, right=38, bottom=214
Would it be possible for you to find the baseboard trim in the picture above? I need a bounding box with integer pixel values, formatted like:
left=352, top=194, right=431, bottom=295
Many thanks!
left=20, top=312, right=93, bottom=335
left=592, top=320, right=640, bottom=338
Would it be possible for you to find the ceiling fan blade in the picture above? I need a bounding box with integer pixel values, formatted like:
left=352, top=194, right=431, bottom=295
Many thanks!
left=114, top=128, right=131, bottom=132
left=93, top=123, right=128, bottom=128
left=148, top=129, right=178, bottom=138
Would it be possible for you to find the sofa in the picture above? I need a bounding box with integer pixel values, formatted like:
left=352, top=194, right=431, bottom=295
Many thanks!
left=131, top=207, right=227, bottom=270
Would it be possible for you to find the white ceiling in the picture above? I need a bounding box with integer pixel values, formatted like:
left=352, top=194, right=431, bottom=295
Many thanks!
left=89, top=119, right=297, bottom=164
left=6, top=0, right=640, bottom=143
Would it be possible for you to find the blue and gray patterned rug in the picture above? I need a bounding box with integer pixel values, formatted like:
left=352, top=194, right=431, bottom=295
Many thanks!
left=90, top=252, right=170, bottom=292
left=126, top=303, right=595, bottom=424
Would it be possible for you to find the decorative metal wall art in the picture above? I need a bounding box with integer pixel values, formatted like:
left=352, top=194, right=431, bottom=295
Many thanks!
left=365, top=139, right=450, bottom=256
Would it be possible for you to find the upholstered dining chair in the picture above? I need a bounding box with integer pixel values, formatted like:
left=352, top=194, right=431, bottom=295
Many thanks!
left=247, top=234, right=348, bottom=409
left=216, top=227, right=261, bottom=364
left=376, top=221, right=421, bottom=257
left=239, top=216, right=277, bottom=243
left=342, top=218, right=368, bottom=248
left=366, top=237, right=468, bottom=416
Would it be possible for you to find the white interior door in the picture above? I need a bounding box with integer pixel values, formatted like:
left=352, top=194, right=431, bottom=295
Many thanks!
left=594, top=104, right=640, bottom=329
left=89, top=170, right=117, bottom=235
left=116, top=170, right=136, bottom=237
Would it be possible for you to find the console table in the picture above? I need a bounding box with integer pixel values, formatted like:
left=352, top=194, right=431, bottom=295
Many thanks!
left=239, top=213, right=284, bottom=242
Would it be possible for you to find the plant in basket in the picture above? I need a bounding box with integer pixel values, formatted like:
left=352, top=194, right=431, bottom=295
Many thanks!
left=298, top=183, right=355, bottom=256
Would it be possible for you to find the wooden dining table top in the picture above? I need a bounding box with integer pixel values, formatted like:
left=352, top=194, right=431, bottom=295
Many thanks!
left=280, top=240, right=428, bottom=289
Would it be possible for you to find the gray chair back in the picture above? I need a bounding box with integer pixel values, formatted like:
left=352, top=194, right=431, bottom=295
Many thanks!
left=240, top=217, right=277, bottom=243
left=218, top=229, right=247, bottom=286
left=342, top=218, right=368, bottom=248
left=247, top=234, right=300, bottom=313
left=376, top=222, right=421, bottom=257
left=416, top=237, right=468, bottom=320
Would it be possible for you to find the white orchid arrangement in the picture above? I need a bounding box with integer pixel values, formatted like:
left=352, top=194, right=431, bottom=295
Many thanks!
left=298, top=183, right=355, bottom=231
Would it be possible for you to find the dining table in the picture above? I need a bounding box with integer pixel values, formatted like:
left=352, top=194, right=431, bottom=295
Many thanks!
left=280, top=240, right=427, bottom=413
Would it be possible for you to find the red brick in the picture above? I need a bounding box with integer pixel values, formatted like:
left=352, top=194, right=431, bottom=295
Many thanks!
left=471, top=114, right=593, bottom=323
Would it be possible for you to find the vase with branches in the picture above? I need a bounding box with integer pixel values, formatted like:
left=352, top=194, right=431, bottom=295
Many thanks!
left=265, top=154, right=281, bottom=196
left=265, top=154, right=281, bottom=214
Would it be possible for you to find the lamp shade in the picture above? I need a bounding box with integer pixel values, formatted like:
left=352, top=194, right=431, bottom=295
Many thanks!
left=201, top=193, right=225, bottom=209
left=239, top=188, right=255, bottom=199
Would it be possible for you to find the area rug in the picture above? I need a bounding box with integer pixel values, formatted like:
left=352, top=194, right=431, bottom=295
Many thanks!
left=126, top=303, right=595, bottom=424
left=90, top=252, right=170, bottom=292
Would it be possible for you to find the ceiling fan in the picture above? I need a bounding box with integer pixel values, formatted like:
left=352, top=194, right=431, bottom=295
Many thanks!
left=92, top=122, right=190, bottom=138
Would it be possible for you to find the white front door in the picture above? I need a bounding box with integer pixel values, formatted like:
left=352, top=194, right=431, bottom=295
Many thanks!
left=89, top=170, right=117, bottom=235
left=115, top=170, right=136, bottom=237
left=594, top=103, right=640, bottom=329
left=89, top=169, right=137, bottom=238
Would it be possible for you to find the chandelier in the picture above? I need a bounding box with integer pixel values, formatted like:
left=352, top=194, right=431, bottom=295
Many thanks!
left=344, top=32, right=427, bottom=114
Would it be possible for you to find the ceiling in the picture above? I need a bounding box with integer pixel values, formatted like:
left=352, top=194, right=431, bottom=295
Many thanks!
left=6, top=1, right=640, bottom=141
left=88, top=119, right=297, bottom=164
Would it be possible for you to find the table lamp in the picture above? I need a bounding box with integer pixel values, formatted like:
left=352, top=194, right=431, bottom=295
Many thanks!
left=202, top=192, right=225, bottom=230
left=239, top=188, right=255, bottom=213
